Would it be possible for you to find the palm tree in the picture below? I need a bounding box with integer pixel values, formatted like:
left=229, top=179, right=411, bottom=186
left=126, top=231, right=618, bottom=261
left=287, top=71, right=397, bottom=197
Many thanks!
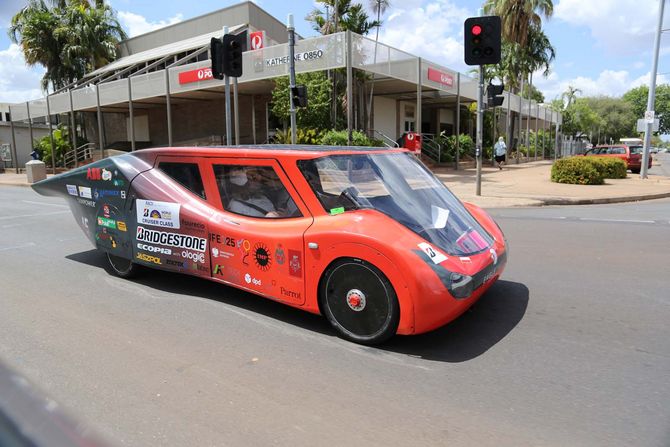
left=306, top=0, right=379, bottom=35
left=561, top=85, right=582, bottom=108
left=9, top=0, right=126, bottom=92
left=483, top=0, right=553, bottom=47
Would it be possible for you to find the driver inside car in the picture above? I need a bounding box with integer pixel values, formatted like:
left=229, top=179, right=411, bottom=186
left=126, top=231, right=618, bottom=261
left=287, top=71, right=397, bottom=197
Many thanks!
left=227, top=167, right=279, bottom=217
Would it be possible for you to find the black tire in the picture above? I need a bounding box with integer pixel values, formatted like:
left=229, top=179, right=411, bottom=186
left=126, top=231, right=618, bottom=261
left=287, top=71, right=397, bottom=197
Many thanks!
left=631, top=168, right=640, bottom=174
left=106, top=252, right=140, bottom=279
left=319, top=258, right=400, bottom=345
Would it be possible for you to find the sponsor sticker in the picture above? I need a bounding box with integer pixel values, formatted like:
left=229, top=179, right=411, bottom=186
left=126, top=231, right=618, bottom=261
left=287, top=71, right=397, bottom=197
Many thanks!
left=78, top=186, right=92, bottom=199
left=288, top=250, right=302, bottom=277
left=136, top=226, right=206, bottom=252
left=253, top=242, right=272, bottom=271
left=137, top=243, right=171, bottom=255
left=181, top=250, right=205, bottom=263
left=136, top=252, right=161, bottom=265
left=94, top=189, right=122, bottom=200
left=244, top=273, right=262, bottom=286
left=66, top=184, right=78, bottom=196
left=97, top=217, right=116, bottom=229
left=418, top=242, right=447, bottom=264
left=117, top=221, right=127, bottom=232
left=86, top=167, right=113, bottom=181
left=136, top=199, right=180, bottom=229
left=280, top=287, right=301, bottom=301
left=76, top=198, right=96, bottom=208
left=213, top=264, right=224, bottom=276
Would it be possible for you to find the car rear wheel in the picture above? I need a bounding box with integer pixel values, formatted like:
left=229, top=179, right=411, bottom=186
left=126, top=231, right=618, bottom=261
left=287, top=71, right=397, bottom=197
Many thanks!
left=106, top=252, right=139, bottom=278
left=631, top=168, right=640, bottom=174
left=319, top=258, right=400, bottom=345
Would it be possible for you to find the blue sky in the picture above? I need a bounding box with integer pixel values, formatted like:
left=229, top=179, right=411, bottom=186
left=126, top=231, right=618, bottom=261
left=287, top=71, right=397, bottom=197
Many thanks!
left=0, top=0, right=668, bottom=105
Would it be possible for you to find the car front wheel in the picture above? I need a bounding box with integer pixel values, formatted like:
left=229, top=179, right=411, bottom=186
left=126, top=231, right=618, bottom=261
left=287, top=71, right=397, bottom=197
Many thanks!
left=106, top=252, right=140, bottom=278
left=319, top=258, right=400, bottom=345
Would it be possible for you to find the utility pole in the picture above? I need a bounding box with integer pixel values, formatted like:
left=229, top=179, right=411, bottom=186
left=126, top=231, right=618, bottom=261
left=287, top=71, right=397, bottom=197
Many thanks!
left=476, top=65, right=484, bottom=196
left=641, top=0, right=665, bottom=179
left=288, top=14, right=297, bottom=145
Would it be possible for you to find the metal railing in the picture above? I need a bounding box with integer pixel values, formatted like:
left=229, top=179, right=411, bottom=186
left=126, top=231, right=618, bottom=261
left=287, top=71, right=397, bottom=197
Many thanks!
left=371, top=130, right=399, bottom=148
left=421, top=134, right=442, bottom=163
left=63, top=142, right=95, bottom=168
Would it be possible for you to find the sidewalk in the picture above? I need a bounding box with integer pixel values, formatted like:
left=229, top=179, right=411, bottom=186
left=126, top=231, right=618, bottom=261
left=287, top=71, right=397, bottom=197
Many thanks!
left=433, top=158, right=670, bottom=207
left=2, top=158, right=670, bottom=208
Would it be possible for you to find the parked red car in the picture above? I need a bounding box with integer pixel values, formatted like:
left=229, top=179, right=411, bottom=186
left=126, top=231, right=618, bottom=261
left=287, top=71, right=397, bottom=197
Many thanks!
left=583, top=144, right=652, bottom=174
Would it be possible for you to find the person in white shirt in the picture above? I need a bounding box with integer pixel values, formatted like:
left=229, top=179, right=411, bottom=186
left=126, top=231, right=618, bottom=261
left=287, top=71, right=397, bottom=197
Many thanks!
left=227, top=168, right=278, bottom=217
left=494, top=136, right=507, bottom=170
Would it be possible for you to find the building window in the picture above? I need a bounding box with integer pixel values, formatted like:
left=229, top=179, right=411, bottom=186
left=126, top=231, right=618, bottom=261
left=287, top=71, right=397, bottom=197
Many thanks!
left=4, top=112, right=9, bottom=122
left=157, top=162, right=206, bottom=199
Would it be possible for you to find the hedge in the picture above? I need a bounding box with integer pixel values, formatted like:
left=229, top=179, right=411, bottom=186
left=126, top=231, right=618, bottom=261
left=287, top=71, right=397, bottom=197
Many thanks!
left=551, top=156, right=627, bottom=185
left=551, top=157, right=605, bottom=185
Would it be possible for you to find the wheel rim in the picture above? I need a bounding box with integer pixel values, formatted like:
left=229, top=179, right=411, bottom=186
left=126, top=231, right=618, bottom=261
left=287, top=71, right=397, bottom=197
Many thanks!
left=324, top=262, right=392, bottom=338
left=107, top=253, right=132, bottom=275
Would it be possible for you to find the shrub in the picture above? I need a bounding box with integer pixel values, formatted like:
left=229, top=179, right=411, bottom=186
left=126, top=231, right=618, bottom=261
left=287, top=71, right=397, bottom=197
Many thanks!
left=583, top=156, right=627, bottom=179
left=320, top=129, right=382, bottom=147
left=273, top=128, right=324, bottom=145
left=551, top=157, right=605, bottom=185
left=437, top=133, right=474, bottom=163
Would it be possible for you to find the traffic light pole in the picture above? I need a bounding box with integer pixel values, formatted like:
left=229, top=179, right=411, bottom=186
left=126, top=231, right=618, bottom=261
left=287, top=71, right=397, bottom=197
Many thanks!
left=476, top=65, right=484, bottom=196
left=223, top=26, right=232, bottom=146
left=288, top=14, right=297, bottom=145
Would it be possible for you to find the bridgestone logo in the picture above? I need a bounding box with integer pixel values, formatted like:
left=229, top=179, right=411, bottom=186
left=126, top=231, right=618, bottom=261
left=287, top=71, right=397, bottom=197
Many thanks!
left=136, top=226, right=206, bottom=252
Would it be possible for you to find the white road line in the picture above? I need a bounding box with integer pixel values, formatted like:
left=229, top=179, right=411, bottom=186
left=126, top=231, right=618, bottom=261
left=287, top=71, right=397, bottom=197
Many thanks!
left=579, top=217, right=655, bottom=224
left=22, top=200, right=69, bottom=208
left=0, top=210, right=69, bottom=221
left=0, top=242, right=36, bottom=252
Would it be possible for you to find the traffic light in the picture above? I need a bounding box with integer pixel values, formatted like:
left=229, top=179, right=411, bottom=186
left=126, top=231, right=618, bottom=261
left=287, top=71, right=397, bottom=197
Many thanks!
left=222, top=32, right=246, bottom=77
left=464, top=16, right=501, bottom=66
left=210, top=37, right=224, bottom=80
left=291, top=85, right=308, bottom=108
left=487, top=83, right=505, bottom=107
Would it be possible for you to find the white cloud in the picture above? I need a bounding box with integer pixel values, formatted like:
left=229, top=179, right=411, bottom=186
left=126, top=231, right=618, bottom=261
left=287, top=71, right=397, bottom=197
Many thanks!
left=377, top=0, right=474, bottom=73
left=0, top=43, right=44, bottom=103
left=555, top=0, right=668, bottom=55
left=117, top=11, right=183, bottom=38
left=534, top=68, right=669, bottom=101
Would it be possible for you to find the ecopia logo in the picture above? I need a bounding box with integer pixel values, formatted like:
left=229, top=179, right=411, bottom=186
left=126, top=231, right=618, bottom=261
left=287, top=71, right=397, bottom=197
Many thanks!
left=137, top=243, right=172, bottom=255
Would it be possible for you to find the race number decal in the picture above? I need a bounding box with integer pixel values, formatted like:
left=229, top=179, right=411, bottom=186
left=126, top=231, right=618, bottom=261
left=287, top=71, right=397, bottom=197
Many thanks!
left=417, top=242, right=447, bottom=264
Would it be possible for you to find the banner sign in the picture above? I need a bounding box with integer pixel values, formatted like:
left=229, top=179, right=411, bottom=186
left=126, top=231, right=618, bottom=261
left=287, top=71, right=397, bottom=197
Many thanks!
left=427, top=68, right=454, bottom=87
left=178, top=68, right=214, bottom=85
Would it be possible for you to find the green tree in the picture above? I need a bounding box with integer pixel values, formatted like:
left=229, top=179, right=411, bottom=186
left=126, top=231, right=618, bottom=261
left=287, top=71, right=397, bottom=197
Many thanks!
left=271, top=71, right=333, bottom=130
left=622, top=84, right=670, bottom=134
left=561, top=98, right=602, bottom=139
left=483, top=0, right=554, bottom=47
left=306, top=0, right=379, bottom=35
left=9, top=0, right=126, bottom=91
left=561, top=85, right=582, bottom=108
left=584, top=97, right=635, bottom=143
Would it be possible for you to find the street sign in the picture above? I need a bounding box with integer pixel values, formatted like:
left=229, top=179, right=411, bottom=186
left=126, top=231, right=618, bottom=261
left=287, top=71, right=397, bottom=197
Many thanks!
left=644, top=110, right=655, bottom=123
left=637, top=118, right=659, bottom=132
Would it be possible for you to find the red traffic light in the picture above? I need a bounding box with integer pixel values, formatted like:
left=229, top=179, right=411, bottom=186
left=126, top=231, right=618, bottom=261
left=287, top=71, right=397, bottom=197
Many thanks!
left=471, top=24, right=482, bottom=35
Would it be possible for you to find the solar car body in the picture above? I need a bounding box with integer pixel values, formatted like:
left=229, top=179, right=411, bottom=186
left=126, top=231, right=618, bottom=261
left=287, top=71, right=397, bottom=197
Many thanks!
left=32, top=146, right=507, bottom=344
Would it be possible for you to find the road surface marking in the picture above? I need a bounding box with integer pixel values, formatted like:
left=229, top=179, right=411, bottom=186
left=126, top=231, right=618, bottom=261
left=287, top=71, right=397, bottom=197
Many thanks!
left=578, top=217, right=655, bottom=224
left=0, top=242, right=36, bottom=252
left=22, top=200, right=69, bottom=208
left=0, top=211, right=69, bottom=221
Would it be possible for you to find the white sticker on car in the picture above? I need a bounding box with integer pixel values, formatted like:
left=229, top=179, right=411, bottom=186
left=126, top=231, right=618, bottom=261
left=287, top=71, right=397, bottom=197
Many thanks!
left=418, top=242, right=447, bottom=264
left=136, top=199, right=181, bottom=229
left=66, top=184, right=78, bottom=196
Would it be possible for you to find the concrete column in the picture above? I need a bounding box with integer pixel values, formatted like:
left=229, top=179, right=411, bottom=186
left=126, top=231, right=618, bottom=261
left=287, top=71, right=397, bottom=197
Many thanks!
left=128, top=77, right=135, bottom=152
left=45, top=95, right=56, bottom=174
left=165, top=69, right=173, bottom=146
left=9, top=105, right=19, bottom=172
left=455, top=73, right=461, bottom=170
left=68, top=89, right=77, bottom=167
left=26, top=102, right=34, bottom=152
left=251, top=95, right=257, bottom=144
left=416, top=57, right=422, bottom=135
left=346, top=31, right=353, bottom=145
left=534, top=103, right=539, bottom=160
left=96, top=84, right=104, bottom=160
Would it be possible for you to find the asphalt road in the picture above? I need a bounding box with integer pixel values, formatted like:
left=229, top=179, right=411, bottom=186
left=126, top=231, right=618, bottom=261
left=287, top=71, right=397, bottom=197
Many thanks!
left=0, top=186, right=668, bottom=447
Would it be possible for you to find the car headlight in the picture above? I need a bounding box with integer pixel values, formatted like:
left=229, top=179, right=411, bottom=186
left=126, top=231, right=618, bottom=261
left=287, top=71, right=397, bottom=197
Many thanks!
left=449, top=272, right=474, bottom=299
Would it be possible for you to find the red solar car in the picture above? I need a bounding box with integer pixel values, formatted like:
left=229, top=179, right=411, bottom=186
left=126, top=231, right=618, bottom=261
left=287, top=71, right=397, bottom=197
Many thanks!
left=32, top=146, right=507, bottom=345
